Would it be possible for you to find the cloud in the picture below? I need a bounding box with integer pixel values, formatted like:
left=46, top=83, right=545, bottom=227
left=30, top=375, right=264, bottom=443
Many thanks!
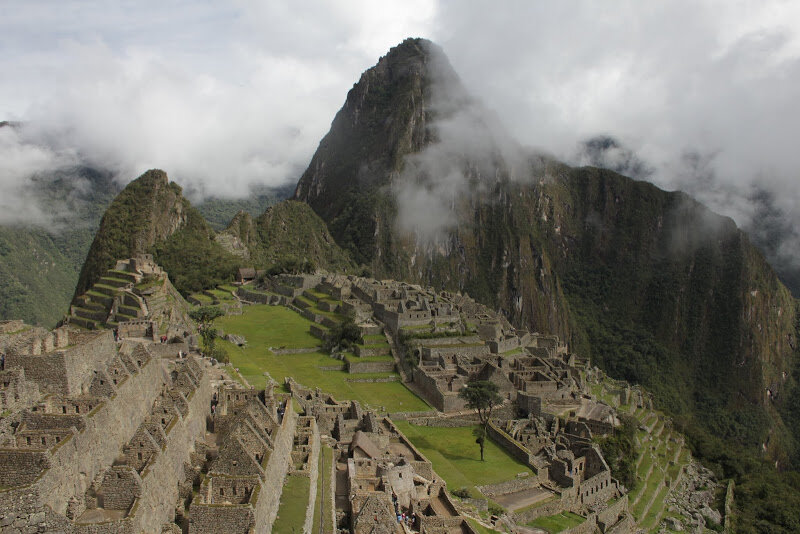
left=0, top=124, right=78, bottom=225
left=433, top=2, right=800, bottom=224
left=1, top=1, right=800, bottom=285
left=0, top=1, right=437, bottom=210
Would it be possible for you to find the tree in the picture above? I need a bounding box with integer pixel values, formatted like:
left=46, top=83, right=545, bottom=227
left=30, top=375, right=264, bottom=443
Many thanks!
left=459, top=380, right=503, bottom=461
left=189, top=306, right=225, bottom=357
left=323, top=315, right=362, bottom=353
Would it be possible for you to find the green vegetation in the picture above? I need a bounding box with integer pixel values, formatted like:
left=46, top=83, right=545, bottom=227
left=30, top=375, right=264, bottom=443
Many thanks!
left=0, top=226, right=78, bottom=327
left=75, top=169, right=242, bottom=301
left=596, top=414, right=637, bottom=489
left=324, top=316, right=362, bottom=352
left=466, top=518, right=503, bottom=534
left=247, top=200, right=356, bottom=274
left=189, top=306, right=225, bottom=358
left=0, top=166, right=119, bottom=326
left=272, top=474, right=310, bottom=533
left=459, top=380, right=503, bottom=461
left=526, top=511, right=585, bottom=533
left=215, top=305, right=428, bottom=412
left=216, top=304, right=320, bottom=350
left=152, top=208, right=240, bottom=295
left=392, top=421, right=531, bottom=497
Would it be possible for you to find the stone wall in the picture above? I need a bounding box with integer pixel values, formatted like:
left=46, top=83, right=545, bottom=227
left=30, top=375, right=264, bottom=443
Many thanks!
left=40, top=352, right=165, bottom=515
left=0, top=351, right=166, bottom=520
left=353, top=345, right=389, bottom=358
left=512, top=494, right=572, bottom=524
left=405, top=415, right=477, bottom=427
left=478, top=477, right=539, bottom=498
left=236, top=288, right=274, bottom=305
left=128, top=366, right=211, bottom=533
left=346, top=360, right=395, bottom=374
left=252, top=405, right=297, bottom=533
left=301, top=420, right=321, bottom=534
left=596, top=495, right=629, bottom=528
left=148, top=342, right=189, bottom=359
left=0, top=349, right=167, bottom=531
left=0, top=368, right=40, bottom=413
left=5, top=330, right=116, bottom=396
left=486, top=422, right=536, bottom=469
left=0, top=320, right=25, bottom=335
left=189, top=503, right=255, bottom=534
left=0, top=449, right=49, bottom=486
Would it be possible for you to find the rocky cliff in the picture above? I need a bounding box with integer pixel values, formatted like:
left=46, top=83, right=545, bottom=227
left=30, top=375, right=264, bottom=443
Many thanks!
left=294, top=38, right=799, bottom=459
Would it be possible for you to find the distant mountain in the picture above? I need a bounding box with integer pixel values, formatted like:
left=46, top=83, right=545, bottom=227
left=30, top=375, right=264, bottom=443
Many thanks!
left=576, top=135, right=800, bottom=298
left=196, top=183, right=295, bottom=231
left=75, top=169, right=241, bottom=299
left=0, top=135, right=289, bottom=325
left=0, top=165, right=120, bottom=326
left=76, top=172, right=354, bottom=306
left=294, top=38, right=800, bottom=493
left=217, top=200, right=356, bottom=273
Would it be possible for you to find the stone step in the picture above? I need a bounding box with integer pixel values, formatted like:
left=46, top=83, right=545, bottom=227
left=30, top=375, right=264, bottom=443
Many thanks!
left=122, top=293, right=142, bottom=308
left=93, top=284, right=120, bottom=297
left=70, top=316, right=99, bottom=330
left=116, top=312, right=139, bottom=322
left=99, top=276, right=132, bottom=288
left=73, top=307, right=108, bottom=322
left=107, top=269, right=139, bottom=283
left=86, top=291, right=114, bottom=307
left=82, top=301, right=107, bottom=312
left=117, top=305, right=141, bottom=318
left=302, top=290, right=321, bottom=303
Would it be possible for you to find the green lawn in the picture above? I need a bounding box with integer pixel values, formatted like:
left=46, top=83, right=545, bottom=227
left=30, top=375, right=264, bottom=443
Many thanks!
left=467, top=518, right=504, bottom=534
left=217, top=305, right=320, bottom=349
left=392, top=421, right=532, bottom=497
left=215, top=305, right=429, bottom=413
left=272, top=474, right=310, bottom=533
left=527, top=511, right=585, bottom=533
left=209, top=288, right=236, bottom=301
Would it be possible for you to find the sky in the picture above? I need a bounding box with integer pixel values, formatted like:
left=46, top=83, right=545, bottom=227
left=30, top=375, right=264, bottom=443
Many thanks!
left=2, top=0, right=800, bottom=249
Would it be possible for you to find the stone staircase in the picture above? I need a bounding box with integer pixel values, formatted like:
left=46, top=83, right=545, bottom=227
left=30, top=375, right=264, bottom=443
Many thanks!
left=69, top=262, right=146, bottom=330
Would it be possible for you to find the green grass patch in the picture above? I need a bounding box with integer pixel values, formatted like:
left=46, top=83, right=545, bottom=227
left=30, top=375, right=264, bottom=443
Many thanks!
left=215, top=305, right=428, bottom=412
left=295, top=295, right=315, bottom=307
left=190, top=293, right=213, bottom=303
left=633, top=474, right=666, bottom=519
left=217, top=304, right=320, bottom=349
left=362, top=334, right=386, bottom=343
left=466, top=518, right=503, bottom=534
left=393, top=421, right=531, bottom=496
left=641, top=483, right=671, bottom=530
left=219, top=341, right=423, bottom=411
left=209, top=288, right=236, bottom=300
left=272, top=474, right=310, bottom=534
left=356, top=340, right=390, bottom=349
left=527, top=511, right=585, bottom=532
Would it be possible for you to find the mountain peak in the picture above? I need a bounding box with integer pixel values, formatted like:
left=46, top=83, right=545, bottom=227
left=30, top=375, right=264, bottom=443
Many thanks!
left=293, top=38, right=463, bottom=218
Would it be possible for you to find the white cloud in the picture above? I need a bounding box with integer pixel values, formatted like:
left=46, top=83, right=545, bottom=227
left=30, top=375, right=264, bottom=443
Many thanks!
left=1, top=0, right=799, bottom=271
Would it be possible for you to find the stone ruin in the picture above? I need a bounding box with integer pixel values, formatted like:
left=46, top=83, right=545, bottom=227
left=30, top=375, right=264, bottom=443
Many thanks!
left=287, top=378, right=480, bottom=534
left=68, top=255, right=193, bottom=340
left=0, top=322, right=213, bottom=533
